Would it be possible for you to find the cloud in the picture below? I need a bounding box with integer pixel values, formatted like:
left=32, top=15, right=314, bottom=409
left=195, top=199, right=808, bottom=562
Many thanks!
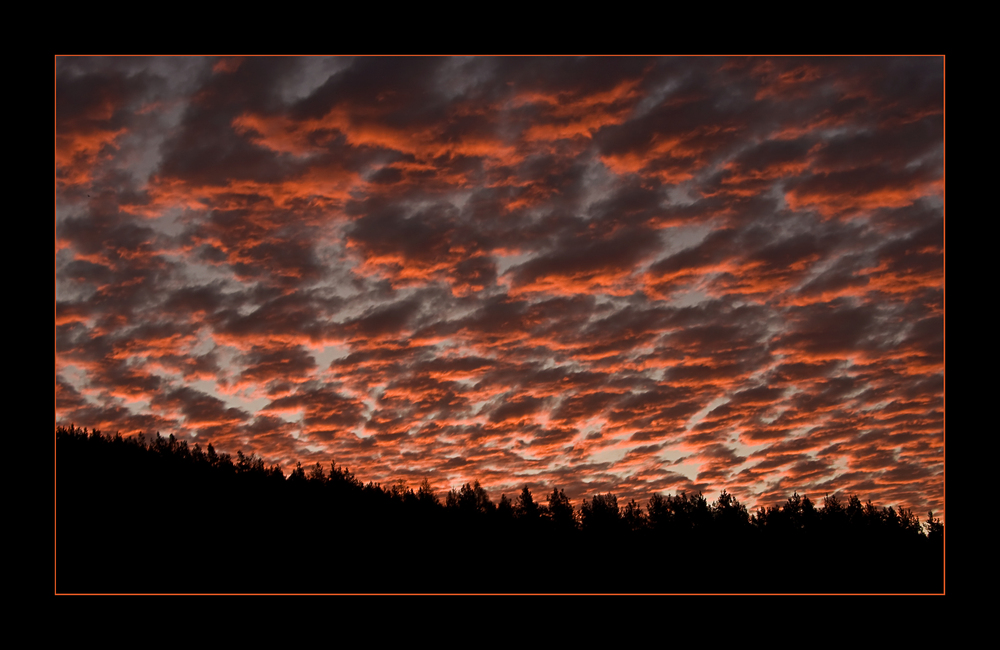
left=56, top=56, right=944, bottom=519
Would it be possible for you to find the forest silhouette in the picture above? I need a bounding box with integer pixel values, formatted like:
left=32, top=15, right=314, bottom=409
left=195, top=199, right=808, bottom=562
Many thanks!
left=55, top=426, right=944, bottom=593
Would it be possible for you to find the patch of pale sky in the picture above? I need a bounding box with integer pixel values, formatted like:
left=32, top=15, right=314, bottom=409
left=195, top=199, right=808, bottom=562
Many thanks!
left=148, top=206, right=190, bottom=238
left=360, top=393, right=381, bottom=419
left=117, top=128, right=171, bottom=188
left=656, top=445, right=688, bottom=462
left=907, top=143, right=944, bottom=171
left=191, top=378, right=270, bottom=414
left=665, top=182, right=700, bottom=207
left=578, top=158, right=621, bottom=219
left=276, top=56, right=351, bottom=105
left=587, top=438, right=629, bottom=465
left=174, top=255, right=240, bottom=291
left=658, top=221, right=715, bottom=259
left=188, top=331, right=215, bottom=357
left=146, top=56, right=208, bottom=93
left=448, top=189, right=477, bottom=214
left=359, top=151, right=411, bottom=181
left=101, top=59, right=203, bottom=187
left=667, top=287, right=712, bottom=309
left=686, top=395, right=729, bottom=429
left=59, top=364, right=87, bottom=387
left=631, top=77, right=682, bottom=120
left=859, top=400, right=891, bottom=414
left=726, top=432, right=766, bottom=468
left=313, top=344, right=349, bottom=371
left=353, top=422, right=373, bottom=439
left=54, top=199, right=78, bottom=229
left=56, top=277, right=95, bottom=305
left=494, top=250, right=533, bottom=278
left=923, top=193, right=944, bottom=210
left=668, top=459, right=701, bottom=484
left=274, top=410, right=302, bottom=424
left=432, top=56, right=482, bottom=102
left=790, top=248, right=843, bottom=293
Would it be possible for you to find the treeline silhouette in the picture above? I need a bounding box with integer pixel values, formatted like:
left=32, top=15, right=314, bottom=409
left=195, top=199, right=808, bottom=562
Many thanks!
left=56, top=426, right=944, bottom=593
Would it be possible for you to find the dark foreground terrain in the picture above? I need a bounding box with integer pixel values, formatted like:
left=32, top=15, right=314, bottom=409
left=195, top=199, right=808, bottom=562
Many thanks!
left=56, top=427, right=944, bottom=593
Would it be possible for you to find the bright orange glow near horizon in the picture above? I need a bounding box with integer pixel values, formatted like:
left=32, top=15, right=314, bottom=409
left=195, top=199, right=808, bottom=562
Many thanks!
left=55, top=56, right=944, bottom=522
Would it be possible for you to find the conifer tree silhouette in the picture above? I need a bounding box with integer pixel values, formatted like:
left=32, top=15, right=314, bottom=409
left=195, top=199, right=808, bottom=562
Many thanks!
left=55, top=426, right=943, bottom=594
left=547, top=488, right=576, bottom=532
left=516, top=485, right=541, bottom=521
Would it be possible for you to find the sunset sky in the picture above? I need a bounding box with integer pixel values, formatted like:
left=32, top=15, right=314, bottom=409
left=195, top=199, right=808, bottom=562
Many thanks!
left=55, top=56, right=945, bottom=520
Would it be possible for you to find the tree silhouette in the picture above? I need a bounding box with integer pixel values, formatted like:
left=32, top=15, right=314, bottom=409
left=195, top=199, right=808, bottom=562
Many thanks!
left=712, top=490, right=748, bottom=533
left=308, top=462, right=327, bottom=483
left=622, top=499, right=646, bottom=533
left=581, top=493, right=622, bottom=535
left=497, top=494, right=515, bottom=523
left=516, top=485, right=542, bottom=521
left=926, top=511, right=944, bottom=542
left=55, top=426, right=943, bottom=593
left=450, top=481, right=495, bottom=519
left=417, top=478, right=439, bottom=507
left=547, top=488, right=576, bottom=532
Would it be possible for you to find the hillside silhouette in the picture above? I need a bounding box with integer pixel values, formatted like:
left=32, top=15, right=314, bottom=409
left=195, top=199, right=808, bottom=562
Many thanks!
left=55, top=426, right=944, bottom=593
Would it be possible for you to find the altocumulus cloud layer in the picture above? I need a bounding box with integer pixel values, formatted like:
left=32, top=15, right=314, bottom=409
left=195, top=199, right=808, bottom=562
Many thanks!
left=56, top=56, right=944, bottom=517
